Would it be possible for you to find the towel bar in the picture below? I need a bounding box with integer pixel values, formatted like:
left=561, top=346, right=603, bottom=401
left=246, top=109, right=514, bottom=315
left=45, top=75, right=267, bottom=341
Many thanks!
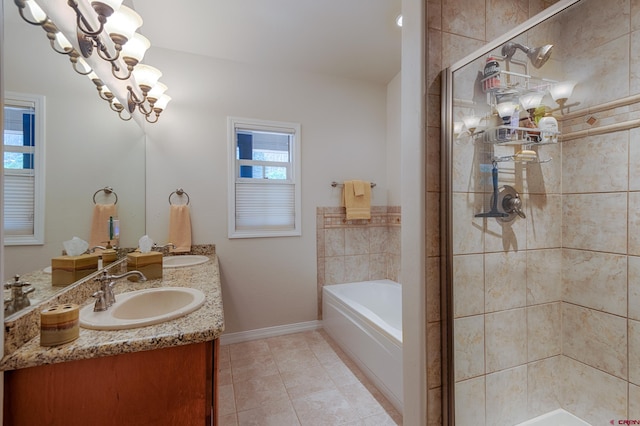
left=331, top=181, right=376, bottom=188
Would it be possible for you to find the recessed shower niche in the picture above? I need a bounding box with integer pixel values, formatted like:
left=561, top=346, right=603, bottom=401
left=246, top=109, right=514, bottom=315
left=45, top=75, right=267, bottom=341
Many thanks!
left=443, top=0, right=640, bottom=424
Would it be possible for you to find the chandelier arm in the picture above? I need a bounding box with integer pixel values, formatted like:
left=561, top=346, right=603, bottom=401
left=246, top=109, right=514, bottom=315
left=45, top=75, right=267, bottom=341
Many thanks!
left=16, top=5, right=48, bottom=26
left=71, top=60, right=94, bottom=75
left=68, top=0, right=106, bottom=37
left=94, top=38, right=121, bottom=63
left=136, top=102, right=153, bottom=116
left=117, top=110, right=133, bottom=121
left=110, top=62, right=133, bottom=80
left=127, top=86, right=148, bottom=113
left=110, top=102, right=123, bottom=113
left=145, top=112, right=160, bottom=124
left=98, top=91, right=113, bottom=102
left=49, top=39, right=74, bottom=55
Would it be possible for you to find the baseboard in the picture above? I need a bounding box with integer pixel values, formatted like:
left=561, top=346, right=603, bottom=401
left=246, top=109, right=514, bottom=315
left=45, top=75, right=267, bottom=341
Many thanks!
left=219, top=320, right=323, bottom=345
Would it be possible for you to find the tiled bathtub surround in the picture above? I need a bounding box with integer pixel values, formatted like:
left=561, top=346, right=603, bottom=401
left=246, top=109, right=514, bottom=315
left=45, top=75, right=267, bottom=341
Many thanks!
left=316, top=206, right=400, bottom=317
left=448, top=1, right=640, bottom=424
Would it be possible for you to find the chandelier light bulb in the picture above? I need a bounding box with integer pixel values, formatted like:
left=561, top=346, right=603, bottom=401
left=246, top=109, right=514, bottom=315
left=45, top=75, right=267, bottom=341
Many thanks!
left=496, top=101, right=517, bottom=119
left=54, top=31, right=73, bottom=51
left=104, top=5, right=143, bottom=44
left=549, top=80, right=577, bottom=103
left=147, top=82, right=168, bottom=101
left=132, top=64, right=162, bottom=91
left=154, top=94, right=171, bottom=111
left=24, top=0, right=47, bottom=22
left=92, top=0, right=124, bottom=13
left=120, top=32, right=150, bottom=63
left=519, top=91, right=545, bottom=111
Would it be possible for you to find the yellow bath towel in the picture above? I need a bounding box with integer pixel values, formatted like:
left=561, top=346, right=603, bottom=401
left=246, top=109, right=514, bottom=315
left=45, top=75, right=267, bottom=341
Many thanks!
left=169, top=204, right=192, bottom=253
left=343, top=180, right=371, bottom=220
left=89, top=203, right=117, bottom=248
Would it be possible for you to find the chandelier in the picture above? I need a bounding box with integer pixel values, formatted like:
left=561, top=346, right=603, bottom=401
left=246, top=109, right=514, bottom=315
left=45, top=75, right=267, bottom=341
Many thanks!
left=14, top=0, right=170, bottom=123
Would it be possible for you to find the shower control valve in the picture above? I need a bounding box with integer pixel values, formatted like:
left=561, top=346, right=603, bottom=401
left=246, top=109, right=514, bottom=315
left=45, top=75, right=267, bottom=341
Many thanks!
left=502, top=192, right=526, bottom=219
left=496, top=185, right=526, bottom=222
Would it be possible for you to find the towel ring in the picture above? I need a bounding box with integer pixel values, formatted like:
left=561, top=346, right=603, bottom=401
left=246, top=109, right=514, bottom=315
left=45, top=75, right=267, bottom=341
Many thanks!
left=93, top=186, right=118, bottom=205
left=169, top=188, right=190, bottom=205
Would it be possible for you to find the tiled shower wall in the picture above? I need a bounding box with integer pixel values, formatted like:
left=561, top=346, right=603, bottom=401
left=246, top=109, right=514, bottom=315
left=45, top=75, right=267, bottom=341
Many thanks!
left=316, top=206, right=401, bottom=317
left=444, top=1, right=640, bottom=425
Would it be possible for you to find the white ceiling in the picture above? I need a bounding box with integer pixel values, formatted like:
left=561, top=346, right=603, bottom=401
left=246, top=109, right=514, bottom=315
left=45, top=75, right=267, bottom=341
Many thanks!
left=131, top=0, right=402, bottom=84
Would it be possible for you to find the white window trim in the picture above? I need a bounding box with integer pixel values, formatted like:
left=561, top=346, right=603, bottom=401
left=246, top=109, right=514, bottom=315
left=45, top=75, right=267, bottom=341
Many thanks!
left=227, top=117, right=301, bottom=239
left=4, top=92, right=46, bottom=245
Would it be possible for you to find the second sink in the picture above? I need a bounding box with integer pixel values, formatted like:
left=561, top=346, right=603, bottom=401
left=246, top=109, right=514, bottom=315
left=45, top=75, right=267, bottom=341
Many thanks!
left=163, top=255, right=209, bottom=268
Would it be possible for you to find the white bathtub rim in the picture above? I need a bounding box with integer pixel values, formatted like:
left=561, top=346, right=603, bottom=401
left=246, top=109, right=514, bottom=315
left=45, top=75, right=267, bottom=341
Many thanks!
left=323, top=280, right=403, bottom=344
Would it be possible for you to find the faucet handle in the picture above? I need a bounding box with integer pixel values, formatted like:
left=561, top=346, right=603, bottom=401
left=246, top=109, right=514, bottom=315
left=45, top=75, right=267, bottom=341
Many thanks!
left=95, top=270, right=111, bottom=283
left=92, top=290, right=108, bottom=312
left=5, top=275, right=31, bottom=289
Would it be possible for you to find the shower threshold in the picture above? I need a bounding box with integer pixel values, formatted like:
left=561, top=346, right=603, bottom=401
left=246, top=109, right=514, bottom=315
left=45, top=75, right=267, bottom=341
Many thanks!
left=516, top=409, right=591, bottom=426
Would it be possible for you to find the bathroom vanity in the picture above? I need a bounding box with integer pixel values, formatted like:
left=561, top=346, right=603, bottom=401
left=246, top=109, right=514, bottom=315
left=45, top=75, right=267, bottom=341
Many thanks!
left=0, top=249, right=224, bottom=425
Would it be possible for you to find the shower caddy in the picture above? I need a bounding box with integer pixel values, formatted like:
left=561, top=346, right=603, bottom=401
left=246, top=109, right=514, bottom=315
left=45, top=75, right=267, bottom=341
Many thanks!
left=473, top=57, right=560, bottom=153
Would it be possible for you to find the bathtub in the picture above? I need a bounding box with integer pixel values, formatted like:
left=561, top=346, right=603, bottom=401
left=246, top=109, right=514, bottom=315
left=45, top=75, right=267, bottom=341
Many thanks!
left=322, top=279, right=403, bottom=412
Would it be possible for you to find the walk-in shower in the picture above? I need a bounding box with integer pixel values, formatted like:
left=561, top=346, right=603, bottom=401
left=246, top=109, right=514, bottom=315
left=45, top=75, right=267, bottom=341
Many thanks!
left=442, top=0, right=640, bottom=424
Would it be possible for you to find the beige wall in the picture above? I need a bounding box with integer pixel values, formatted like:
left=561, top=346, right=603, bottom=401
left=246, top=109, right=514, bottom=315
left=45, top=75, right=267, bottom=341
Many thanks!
left=143, top=47, right=396, bottom=334
left=444, top=0, right=640, bottom=425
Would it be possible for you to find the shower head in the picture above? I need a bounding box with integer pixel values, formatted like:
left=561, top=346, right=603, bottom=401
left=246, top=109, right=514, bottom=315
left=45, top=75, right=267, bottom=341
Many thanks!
left=528, top=44, right=553, bottom=68
left=501, top=42, right=554, bottom=68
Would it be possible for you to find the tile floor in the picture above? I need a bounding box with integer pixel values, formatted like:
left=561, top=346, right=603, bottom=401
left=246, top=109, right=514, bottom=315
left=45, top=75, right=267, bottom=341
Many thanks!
left=218, top=329, right=403, bottom=426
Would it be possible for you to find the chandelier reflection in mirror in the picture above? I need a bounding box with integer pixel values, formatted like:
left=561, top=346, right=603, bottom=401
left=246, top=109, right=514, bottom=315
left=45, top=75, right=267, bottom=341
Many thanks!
left=14, top=0, right=170, bottom=123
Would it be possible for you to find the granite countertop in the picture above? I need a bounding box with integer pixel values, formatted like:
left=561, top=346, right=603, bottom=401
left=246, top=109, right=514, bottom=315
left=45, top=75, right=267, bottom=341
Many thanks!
left=0, top=250, right=224, bottom=371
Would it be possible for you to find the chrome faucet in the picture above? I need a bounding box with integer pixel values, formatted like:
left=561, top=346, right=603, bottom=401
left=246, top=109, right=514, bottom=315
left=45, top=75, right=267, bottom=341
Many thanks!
left=92, top=270, right=147, bottom=312
left=4, top=275, right=35, bottom=316
left=152, top=242, right=175, bottom=250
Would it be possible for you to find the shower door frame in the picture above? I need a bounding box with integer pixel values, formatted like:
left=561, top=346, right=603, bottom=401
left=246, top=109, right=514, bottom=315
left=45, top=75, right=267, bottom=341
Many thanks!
left=440, top=0, right=582, bottom=424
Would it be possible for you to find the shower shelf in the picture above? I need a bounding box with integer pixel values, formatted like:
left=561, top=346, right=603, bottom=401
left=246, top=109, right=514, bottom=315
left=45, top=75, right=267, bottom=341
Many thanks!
left=475, top=125, right=559, bottom=145
left=481, top=63, right=556, bottom=93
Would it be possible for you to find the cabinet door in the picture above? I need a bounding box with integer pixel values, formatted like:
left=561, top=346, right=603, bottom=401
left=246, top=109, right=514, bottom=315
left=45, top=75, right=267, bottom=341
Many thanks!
left=4, top=340, right=218, bottom=426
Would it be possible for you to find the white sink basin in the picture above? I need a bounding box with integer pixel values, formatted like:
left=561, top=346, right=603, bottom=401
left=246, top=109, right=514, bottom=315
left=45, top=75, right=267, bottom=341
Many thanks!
left=79, top=287, right=206, bottom=330
left=163, top=255, right=209, bottom=268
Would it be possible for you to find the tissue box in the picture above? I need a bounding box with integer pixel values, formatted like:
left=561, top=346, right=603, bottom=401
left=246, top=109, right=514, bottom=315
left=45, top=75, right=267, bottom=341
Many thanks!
left=101, top=249, right=118, bottom=266
left=126, top=251, right=162, bottom=281
left=51, top=254, right=99, bottom=287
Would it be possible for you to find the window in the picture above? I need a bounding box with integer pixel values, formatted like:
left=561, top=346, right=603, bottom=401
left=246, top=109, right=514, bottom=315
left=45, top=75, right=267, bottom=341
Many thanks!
left=3, top=92, right=45, bottom=245
left=228, top=117, right=301, bottom=238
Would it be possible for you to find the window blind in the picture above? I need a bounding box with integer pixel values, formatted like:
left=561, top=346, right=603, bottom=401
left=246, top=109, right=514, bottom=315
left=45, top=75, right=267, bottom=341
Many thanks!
left=235, top=182, right=295, bottom=230
left=4, top=173, right=35, bottom=235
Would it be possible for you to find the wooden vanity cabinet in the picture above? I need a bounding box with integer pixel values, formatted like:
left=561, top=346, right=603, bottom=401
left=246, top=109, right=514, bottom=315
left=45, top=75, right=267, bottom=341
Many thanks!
left=4, top=339, right=219, bottom=426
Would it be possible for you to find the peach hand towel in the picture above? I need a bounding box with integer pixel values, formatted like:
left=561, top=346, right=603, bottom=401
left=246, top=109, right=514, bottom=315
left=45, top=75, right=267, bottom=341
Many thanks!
left=89, top=203, right=117, bottom=248
left=169, top=204, right=192, bottom=253
left=342, top=180, right=371, bottom=220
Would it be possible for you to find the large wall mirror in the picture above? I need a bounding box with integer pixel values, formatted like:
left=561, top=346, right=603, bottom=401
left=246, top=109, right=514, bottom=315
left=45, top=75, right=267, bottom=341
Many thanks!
left=3, top=0, right=146, bottom=296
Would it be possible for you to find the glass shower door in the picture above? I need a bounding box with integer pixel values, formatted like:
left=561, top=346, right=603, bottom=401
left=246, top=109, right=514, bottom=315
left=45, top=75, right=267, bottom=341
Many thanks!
left=443, top=0, right=639, bottom=424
